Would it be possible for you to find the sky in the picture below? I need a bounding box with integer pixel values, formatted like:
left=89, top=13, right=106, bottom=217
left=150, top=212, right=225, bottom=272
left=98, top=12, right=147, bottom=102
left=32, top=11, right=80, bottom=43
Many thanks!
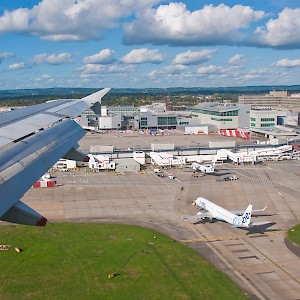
left=0, top=0, right=299, bottom=89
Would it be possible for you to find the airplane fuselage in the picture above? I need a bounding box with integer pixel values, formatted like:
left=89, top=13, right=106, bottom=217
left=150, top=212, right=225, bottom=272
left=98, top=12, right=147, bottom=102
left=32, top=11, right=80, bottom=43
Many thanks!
left=195, top=197, right=251, bottom=227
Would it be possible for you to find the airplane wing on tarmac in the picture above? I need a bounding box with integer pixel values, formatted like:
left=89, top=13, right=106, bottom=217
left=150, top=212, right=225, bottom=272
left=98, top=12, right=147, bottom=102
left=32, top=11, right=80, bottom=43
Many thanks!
left=230, top=206, right=267, bottom=215
left=0, top=88, right=110, bottom=226
left=182, top=212, right=212, bottom=220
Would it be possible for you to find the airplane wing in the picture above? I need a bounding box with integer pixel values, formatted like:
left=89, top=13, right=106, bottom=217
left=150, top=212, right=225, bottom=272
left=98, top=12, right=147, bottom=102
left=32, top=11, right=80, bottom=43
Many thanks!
left=0, top=88, right=110, bottom=226
left=182, top=212, right=211, bottom=220
left=230, top=206, right=267, bottom=215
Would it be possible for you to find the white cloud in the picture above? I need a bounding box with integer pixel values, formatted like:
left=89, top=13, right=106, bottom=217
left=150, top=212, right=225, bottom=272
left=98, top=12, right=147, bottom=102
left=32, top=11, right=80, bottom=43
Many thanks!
left=197, top=65, right=221, bottom=74
left=31, top=52, right=73, bottom=65
left=149, top=64, right=187, bottom=78
left=83, top=49, right=115, bottom=64
left=237, top=68, right=274, bottom=81
left=0, top=0, right=162, bottom=41
left=124, top=3, right=264, bottom=46
left=228, top=54, right=245, bottom=66
left=247, top=68, right=269, bottom=75
left=80, top=63, right=134, bottom=74
left=172, top=49, right=216, bottom=65
left=8, top=62, right=25, bottom=70
left=254, top=8, right=300, bottom=48
left=0, top=52, right=14, bottom=62
left=121, top=48, right=164, bottom=64
left=273, top=58, right=300, bottom=68
left=162, top=64, right=187, bottom=74
left=34, top=74, right=54, bottom=82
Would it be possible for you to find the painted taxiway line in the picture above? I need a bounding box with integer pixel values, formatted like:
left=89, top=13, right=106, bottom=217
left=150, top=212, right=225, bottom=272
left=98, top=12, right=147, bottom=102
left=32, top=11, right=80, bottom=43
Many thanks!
left=181, top=230, right=286, bottom=243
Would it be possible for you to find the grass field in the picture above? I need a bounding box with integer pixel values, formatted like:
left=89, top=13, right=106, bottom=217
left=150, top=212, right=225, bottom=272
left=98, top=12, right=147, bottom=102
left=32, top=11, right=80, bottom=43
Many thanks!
left=0, top=223, right=247, bottom=299
left=288, top=224, right=300, bottom=246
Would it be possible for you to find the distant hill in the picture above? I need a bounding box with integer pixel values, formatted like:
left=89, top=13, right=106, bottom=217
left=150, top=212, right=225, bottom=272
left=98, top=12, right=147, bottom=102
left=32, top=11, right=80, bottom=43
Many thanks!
left=1, top=85, right=300, bottom=100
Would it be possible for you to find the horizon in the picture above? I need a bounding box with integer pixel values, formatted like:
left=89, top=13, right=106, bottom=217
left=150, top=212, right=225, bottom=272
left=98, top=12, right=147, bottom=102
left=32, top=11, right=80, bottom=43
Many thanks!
left=1, top=84, right=300, bottom=92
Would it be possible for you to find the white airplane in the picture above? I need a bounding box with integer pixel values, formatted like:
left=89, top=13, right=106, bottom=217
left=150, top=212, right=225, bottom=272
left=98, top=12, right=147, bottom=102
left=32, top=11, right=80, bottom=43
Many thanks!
left=0, top=88, right=110, bottom=226
left=183, top=197, right=269, bottom=228
left=190, top=162, right=215, bottom=173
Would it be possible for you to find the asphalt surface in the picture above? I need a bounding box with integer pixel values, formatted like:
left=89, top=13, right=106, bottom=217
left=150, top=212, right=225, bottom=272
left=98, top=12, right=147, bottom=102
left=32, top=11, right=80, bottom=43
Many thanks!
left=21, top=133, right=300, bottom=300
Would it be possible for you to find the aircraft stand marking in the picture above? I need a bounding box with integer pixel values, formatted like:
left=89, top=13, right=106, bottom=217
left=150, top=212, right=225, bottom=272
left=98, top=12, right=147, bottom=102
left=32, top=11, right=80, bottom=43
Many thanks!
left=181, top=230, right=286, bottom=243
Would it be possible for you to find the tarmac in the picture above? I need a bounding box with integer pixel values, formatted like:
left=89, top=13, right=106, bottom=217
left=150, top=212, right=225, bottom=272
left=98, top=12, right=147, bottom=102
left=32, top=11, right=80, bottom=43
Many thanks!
left=22, top=131, right=300, bottom=300
left=78, top=130, right=260, bottom=151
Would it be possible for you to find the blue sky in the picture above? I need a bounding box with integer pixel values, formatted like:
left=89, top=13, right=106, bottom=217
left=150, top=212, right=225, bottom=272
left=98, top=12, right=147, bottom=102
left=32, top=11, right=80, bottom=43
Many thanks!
left=0, top=0, right=299, bottom=89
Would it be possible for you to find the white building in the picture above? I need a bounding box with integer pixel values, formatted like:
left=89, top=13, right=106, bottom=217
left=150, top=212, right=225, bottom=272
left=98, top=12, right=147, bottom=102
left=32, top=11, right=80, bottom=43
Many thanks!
left=250, top=108, right=277, bottom=128
left=98, top=114, right=122, bottom=130
left=191, top=104, right=250, bottom=130
left=184, top=125, right=216, bottom=135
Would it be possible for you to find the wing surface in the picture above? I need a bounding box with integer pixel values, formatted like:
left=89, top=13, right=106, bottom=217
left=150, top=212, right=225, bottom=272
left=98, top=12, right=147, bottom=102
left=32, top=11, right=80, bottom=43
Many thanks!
left=0, top=88, right=110, bottom=149
left=0, top=88, right=110, bottom=226
left=230, top=206, right=267, bottom=215
left=183, top=212, right=211, bottom=220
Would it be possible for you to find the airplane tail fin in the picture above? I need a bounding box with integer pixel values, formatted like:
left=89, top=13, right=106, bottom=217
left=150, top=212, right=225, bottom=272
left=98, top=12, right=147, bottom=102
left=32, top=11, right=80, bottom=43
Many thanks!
left=241, top=204, right=252, bottom=227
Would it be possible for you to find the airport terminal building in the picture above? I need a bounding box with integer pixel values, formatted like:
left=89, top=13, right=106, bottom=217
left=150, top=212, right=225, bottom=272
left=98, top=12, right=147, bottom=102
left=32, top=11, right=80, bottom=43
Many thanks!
left=74, top=93, right=299, bottom=141
left=192, top=103, right=250, bottom=130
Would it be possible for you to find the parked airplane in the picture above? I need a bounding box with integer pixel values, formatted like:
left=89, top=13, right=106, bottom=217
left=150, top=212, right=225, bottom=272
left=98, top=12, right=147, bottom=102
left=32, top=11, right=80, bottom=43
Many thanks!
left=0, top=88, right=110, bottom=226
left=190, top=162, right=215, bottom=173
left=183, top=197, right=269, bottom=228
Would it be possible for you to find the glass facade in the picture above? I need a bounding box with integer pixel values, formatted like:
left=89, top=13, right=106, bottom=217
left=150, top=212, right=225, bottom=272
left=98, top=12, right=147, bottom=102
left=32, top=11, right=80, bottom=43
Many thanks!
left=122, top=116, right=134, bottom=120
left=261, top=118, right=275, bottom=122
left=211, top=117, right=232, bottom=122
left=192, top=108, right=238, bottom=116
left=261, top=123, right=275, bottom=127
left=157, top=116, right=177, bottom=126
left=109, top=106, right=139, bottom=113
left=140, top=117, right=148, bottom=127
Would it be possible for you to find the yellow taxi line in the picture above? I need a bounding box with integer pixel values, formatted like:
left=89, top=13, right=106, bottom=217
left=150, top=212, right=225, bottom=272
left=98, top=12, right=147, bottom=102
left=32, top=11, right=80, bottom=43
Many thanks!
left=181, top=230, right=286, bottom=243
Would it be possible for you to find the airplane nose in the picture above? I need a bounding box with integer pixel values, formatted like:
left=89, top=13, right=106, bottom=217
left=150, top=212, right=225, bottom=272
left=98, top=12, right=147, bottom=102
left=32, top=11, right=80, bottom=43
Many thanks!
left=195, top=199, right=201, bottom=206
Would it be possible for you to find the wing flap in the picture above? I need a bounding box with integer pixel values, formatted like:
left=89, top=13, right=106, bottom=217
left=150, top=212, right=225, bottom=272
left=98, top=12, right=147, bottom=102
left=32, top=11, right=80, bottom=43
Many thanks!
left=1, top=200, right=46, bottom=226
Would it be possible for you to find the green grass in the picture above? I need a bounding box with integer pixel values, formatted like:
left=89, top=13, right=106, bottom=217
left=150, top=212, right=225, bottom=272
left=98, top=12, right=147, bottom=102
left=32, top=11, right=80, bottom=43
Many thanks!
left=288, top=224, right=300, bottom=246
left=0, top=223, right=247, bottom=300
